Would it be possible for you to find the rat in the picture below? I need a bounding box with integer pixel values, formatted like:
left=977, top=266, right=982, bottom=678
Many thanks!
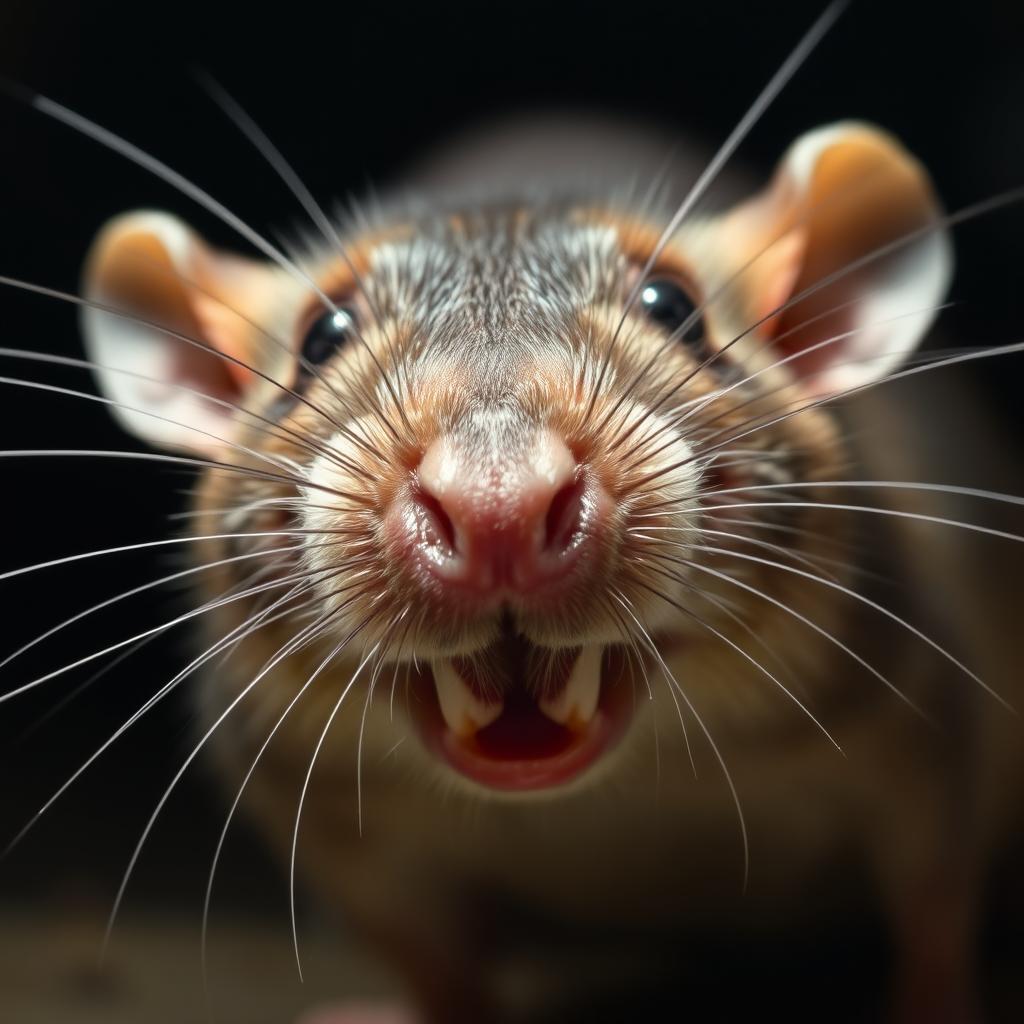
left=4, top=8, right=1024, bottom=1023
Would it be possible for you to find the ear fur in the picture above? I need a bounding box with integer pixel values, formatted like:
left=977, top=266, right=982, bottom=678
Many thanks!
left=81, top=211, right=283, bottom=453
left=700, top=122, right=952, bottom=395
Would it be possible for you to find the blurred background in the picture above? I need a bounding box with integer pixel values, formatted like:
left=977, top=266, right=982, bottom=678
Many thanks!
left=0, top=1, right=1022, bottom=1020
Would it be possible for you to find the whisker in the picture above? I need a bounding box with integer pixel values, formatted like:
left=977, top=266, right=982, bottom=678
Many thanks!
left=602, top=592, right=695, bottom=777
left=357, top=609, right=410, bottom=836
left=612, top=589, right=749, bottom=889
left=617, top=302, right=951, bottom=475
left=388, top=612, right=418, bottom=722
left=648, top=550, right=925, bottom=717
left=101, top=591, right=371, bottom=961
left=675, top=303, right=950, bottom=434
left=0, top=527, right=337, bottom=588
left=198, top=75, right=412, bottom=437
left=626, top=570, right=843, bottom=752
left=635, top=523, right=849, bottom=583
left=697, top=543, right=1014, bottom=711
left=0, top=447, right=370, bottom=507
left=584, top=0, right=846, bottom=420
left=380, top=737, right=406, bottom=762
left=0, top=550, right=360, bottom=704
left=199, top=606, right=378, bottom=998
left=8, top=637, right=154, bottom=752
left=651, top=498, right=1024, bottom=547
left=0, top=273, right=387, bottom=465
left=665, top=564, right=807, bottom=684
left=694, top=478, right=1024, bottom=511
left=0, top=542, right=306, bottom=673
left=628, top=336, right=1024, bottom=494
left=602, top=599, right=656, bottom=702
left=1, top=574, right=330, bottom=861
left=28, top=92, right=337, bottom=311
left=0, top=372, right=320, bottom=478
left=0, top=345, right=374, bottom=482
left=290, top=632, right=384, bottom=981
left=9, top=549, right=300, bottom=747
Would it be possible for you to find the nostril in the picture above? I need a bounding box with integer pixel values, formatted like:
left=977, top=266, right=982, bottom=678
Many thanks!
left=415, top=488, right=458, bottom=556
left=543, top=478, right=585, bottom=555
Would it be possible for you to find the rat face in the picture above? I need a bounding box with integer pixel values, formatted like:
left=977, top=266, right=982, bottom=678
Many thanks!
left=81, top=122, right=949, bottom=796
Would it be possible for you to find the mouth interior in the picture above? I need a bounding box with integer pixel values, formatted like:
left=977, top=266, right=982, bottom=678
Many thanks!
left=472, top=685, right=576, bottom=760
left=409, top=626, right=634, bottom=791
left=456, top=642, right=584, bottom=761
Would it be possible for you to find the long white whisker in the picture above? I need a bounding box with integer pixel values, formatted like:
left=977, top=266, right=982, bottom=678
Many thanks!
left=604, top=594, right=692, bottom=774
left=30, top=93, right=337, bottom=310
left=0, top=346, right=371, bottom=480
left=697, top=544, right=1014, bottom=711
left=642, top=499, right=1024, bottom=547
left=199, top=613, right=370, bottom=997
left=0, top=373, right=310, bottom=477
left=628, top=570, right=842, bottom=752
left=2, top=577, right=326, bottom=861
left=612, top=590, right=749, bottom=889
left=585, top=1, right=846, bottom=416
left=0, top=274, right=378, bottom=456
left=0, top=553, right=355, bottom=704
left=290, top=637, right=382, bottom=982
left=695, top=478, right=1024, bottom=510
left=198, top=76, right=411, bottom=435
left=676, top=303, right=952, bottom=432
left=0, top=528, right=333, bottom=587
left=0, top=543, right=305, bottom=672
left=357, top=609, right=409, bottom=836
left=649, top=551, right=925, bottom=717
left=673, top=338, right=1024, bottom=480
left=619, top=303, right=951, bottom=475
left=0, top=448, right=368, bottom=505
left=101, top=599, right=350, bottom=960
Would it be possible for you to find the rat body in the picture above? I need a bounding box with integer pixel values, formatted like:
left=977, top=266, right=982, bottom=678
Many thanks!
left=70, top=111, right=1024, bottom=1024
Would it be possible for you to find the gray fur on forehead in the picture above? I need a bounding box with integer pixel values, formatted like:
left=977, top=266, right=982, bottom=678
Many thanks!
left=365, top=204, right=626, bottom=357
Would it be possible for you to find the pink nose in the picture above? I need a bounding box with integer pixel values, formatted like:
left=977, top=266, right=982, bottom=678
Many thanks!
left=412, top=430, right=587, bottom=595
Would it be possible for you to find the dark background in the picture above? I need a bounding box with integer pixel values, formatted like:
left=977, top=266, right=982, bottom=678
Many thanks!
left=0, top=0, right=1022, bottom=1019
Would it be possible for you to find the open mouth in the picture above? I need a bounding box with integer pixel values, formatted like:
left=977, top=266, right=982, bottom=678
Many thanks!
left=408, top=629, right=635, bottom=791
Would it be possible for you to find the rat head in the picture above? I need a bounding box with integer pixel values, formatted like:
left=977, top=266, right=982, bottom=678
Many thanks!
left=81, top=122, right=949, bottom=796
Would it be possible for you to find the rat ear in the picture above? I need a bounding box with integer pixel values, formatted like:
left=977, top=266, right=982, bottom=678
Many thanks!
left=81, top=211, right=281, bottom=454
left=709, top=122, right=952, bottom=396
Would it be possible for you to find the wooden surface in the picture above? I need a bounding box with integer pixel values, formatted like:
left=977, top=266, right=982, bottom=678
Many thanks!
left=3, top=907, right=1024, bottom=1023
left=0, top=913, right=401, bottom=1024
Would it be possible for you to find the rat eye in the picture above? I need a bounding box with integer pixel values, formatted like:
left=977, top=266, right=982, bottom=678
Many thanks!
left=638, top=278, right=706, bottom=347
left=300, top=307, right=358, bottom=367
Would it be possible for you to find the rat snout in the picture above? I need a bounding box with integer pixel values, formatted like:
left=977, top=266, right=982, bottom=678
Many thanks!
left=406, top=427, right=599, bottom=599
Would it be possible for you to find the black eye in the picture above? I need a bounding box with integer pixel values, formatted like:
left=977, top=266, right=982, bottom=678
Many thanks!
left=301, top=307, right=358, bottom=367
left=638, top=278, right=705, bottom=346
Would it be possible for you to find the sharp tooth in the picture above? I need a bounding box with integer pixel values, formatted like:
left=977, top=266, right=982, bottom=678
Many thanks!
left=539, top=644, right=603, bottom=728
left=433, top=659, right=503, bottom=737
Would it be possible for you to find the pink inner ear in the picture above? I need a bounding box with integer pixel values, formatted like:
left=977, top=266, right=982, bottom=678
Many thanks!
left=191, top=291, right=258, bottom=394
left=747, top=222, right=865, bottom=384
left=753, top=229, right=806, bottom=342
left=169, top=336, right=244, bottom=409
left=763, top=249, right=875, bottom=385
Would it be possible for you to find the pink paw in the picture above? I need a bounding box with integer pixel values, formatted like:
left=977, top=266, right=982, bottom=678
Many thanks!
left=295, top=1003, right=420, bottom=1024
